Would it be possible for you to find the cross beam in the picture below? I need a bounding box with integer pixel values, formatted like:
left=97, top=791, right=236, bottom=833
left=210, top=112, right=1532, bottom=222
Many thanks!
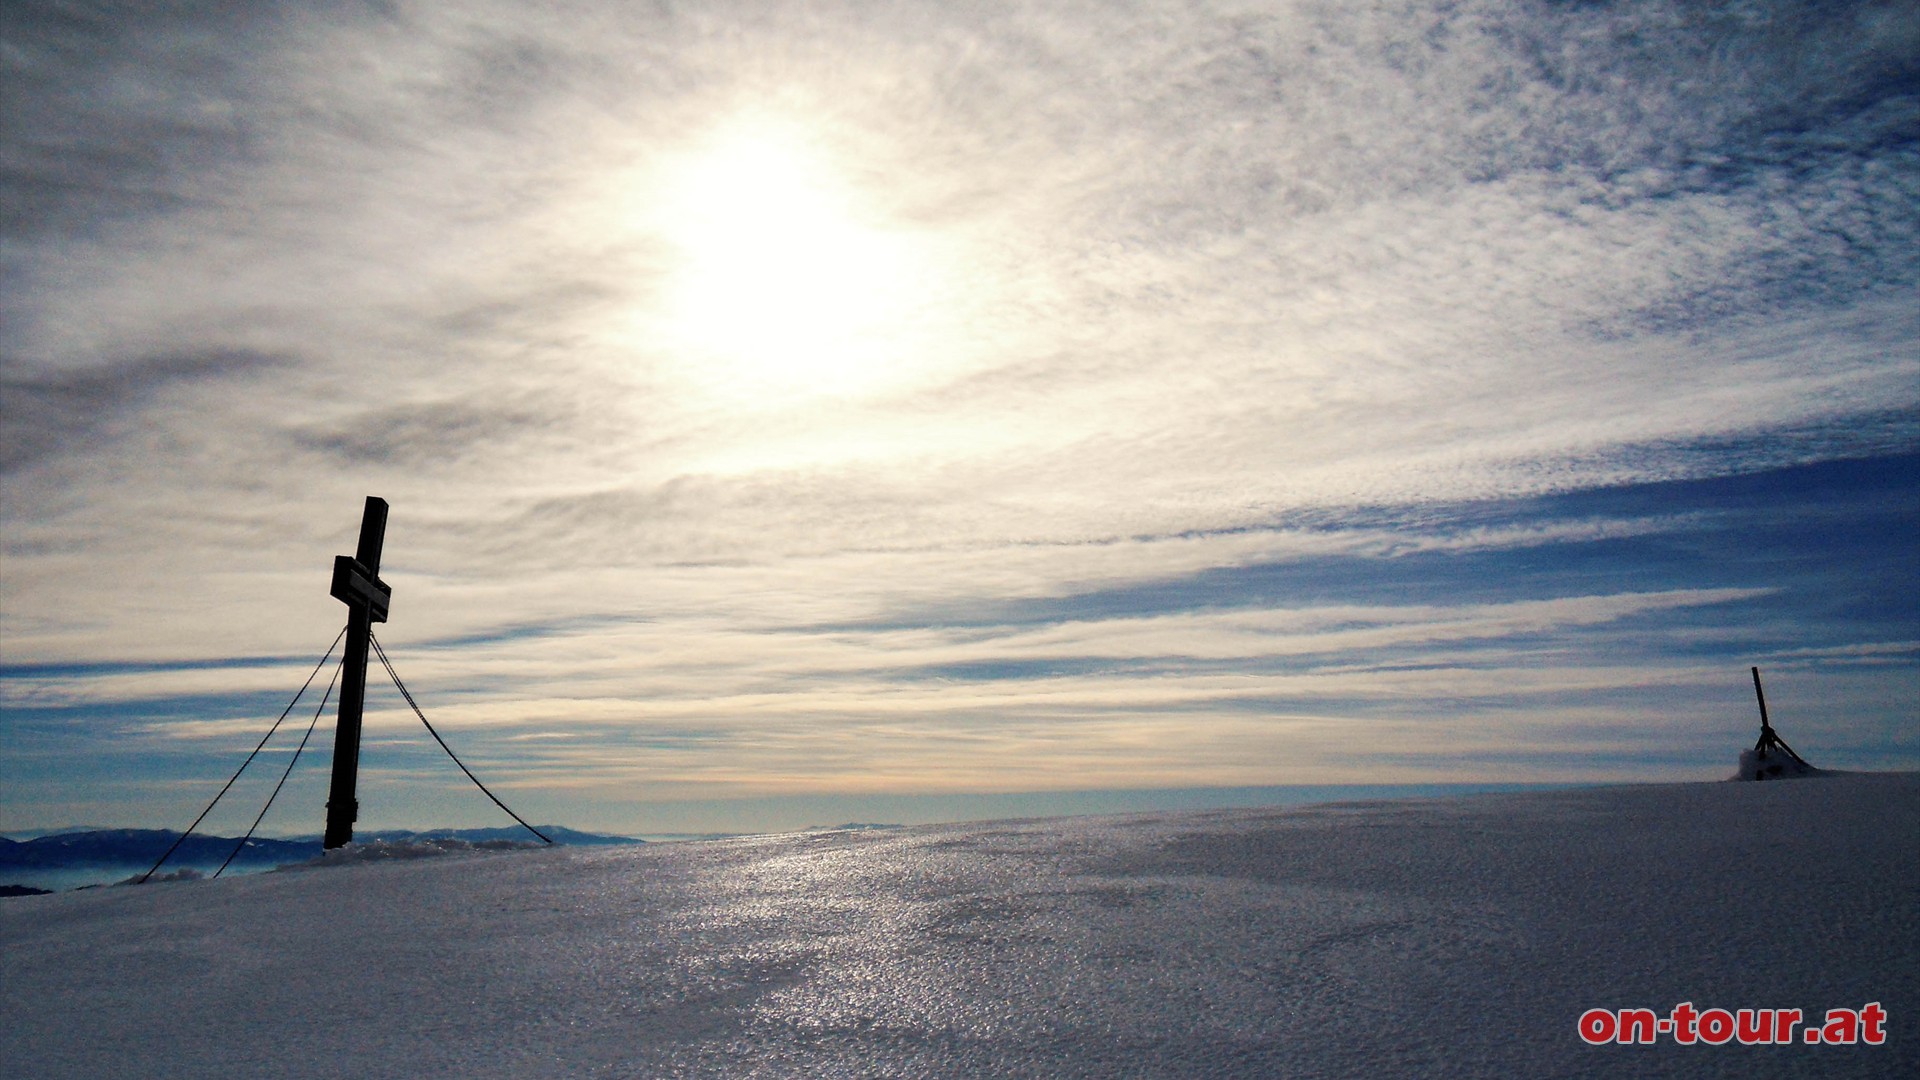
left=324, top=497, right=391, bottom=849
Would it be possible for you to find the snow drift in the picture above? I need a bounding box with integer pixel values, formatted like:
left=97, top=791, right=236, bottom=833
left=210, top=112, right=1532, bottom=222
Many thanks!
left=288, top=837, right=540, bottom=867
left=1736, top=748, right=1822, bottom=782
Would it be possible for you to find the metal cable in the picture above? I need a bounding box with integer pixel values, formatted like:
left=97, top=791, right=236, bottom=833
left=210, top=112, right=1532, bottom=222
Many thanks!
left=369, top=632, right=552, bottom=845
left=213, top=657, right=343, bottom=879
left=137, top=625, right=350, bottom=884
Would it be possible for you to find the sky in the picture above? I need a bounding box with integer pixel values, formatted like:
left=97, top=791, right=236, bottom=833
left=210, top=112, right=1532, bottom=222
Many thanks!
left=2, top=0, right=1916, bottom=837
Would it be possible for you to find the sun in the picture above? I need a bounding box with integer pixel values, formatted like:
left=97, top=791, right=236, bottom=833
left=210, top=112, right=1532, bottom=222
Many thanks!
left=646, top=119, right=941, bottom=405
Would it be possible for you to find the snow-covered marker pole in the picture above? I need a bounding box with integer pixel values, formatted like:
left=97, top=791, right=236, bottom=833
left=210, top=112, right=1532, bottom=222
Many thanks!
left=1742, top=665, right=1814, bottom=780
left=324, top=497, right=392, bottom=849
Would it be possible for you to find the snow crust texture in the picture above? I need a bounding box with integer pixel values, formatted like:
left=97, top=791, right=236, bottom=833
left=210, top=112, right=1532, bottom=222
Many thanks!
left=3, top=775, right=1915, bottom=1078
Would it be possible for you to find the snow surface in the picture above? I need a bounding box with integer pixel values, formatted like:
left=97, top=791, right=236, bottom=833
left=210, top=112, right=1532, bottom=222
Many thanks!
left=292, top=837, right=543, bottom=865
left=3, top=775, right=1914, bottom=1078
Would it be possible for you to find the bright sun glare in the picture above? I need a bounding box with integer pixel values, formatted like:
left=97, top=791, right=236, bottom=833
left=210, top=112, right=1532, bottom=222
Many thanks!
left=649, top=121, right=940, bottom=404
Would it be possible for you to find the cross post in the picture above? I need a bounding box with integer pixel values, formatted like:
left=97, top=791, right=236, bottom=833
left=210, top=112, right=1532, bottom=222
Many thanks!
left=324, top=497, right=392, bottom=849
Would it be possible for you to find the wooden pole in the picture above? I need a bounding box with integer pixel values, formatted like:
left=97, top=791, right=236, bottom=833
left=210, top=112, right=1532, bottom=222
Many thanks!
left=324, top=497, right=390, bottom=849
left=1749, top=665, right=1808, bottom=766
left=1751, top=666, right=1771, bottom=734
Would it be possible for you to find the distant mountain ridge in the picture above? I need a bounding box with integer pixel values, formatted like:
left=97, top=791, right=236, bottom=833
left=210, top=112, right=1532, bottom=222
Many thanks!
left=1, top=826, right=641, bottom=872
left=0, top=829, right=318, bottom=870
left=349, top=826, right=641, bottom=848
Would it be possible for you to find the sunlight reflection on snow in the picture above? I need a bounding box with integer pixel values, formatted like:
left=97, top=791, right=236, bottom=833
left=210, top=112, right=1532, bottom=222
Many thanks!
left=4, top=777, right=1915, bottom=1077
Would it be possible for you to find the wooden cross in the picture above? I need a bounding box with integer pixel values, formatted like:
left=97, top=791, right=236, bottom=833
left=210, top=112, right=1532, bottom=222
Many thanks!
left=324, top=497, right=392, bottom=849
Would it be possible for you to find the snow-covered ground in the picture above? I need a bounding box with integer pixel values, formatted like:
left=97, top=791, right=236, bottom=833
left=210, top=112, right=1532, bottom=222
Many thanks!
left=4, top=775, right=1913, bottom=1078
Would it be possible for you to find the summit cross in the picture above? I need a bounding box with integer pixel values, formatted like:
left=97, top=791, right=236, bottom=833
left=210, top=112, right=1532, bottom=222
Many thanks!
left=324, top=496, right=392, bottom=849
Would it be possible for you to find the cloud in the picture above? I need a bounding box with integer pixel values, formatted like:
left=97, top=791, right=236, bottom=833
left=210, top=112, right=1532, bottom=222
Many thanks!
left=0, top=348, right=286, bottom=476
left=0, top=1, right=273, bottom=245
left=1, top=1, right=1915, bottom=825
left=290, top=397, right=567, bottom=469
